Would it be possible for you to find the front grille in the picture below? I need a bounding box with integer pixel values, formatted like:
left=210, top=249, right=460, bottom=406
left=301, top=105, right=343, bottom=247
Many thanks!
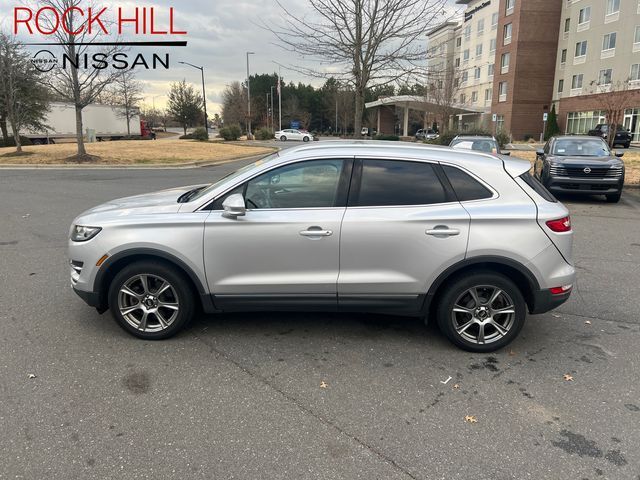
left=549, top=165, right=623, bottom=179
left=70, top=260, right=83, bottom=285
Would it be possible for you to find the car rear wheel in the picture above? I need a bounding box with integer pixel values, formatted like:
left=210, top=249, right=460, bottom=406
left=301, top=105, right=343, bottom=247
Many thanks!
left=108, top=261, right=195, bottom=340
left=303, top=136, right=310, bottom=142
left=624, top=142, right=631, bottom=149
left=280, top=135, right=287, bottom=141
left=606, top=192, right=622, bottom=203
left=436, top=272, right=526, bottom=352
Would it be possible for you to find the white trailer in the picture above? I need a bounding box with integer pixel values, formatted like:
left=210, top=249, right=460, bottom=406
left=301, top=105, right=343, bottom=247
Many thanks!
left=23, top=102, right=147, bottom=144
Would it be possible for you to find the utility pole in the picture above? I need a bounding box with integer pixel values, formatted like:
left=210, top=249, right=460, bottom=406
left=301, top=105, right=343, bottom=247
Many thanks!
left=178, top=61, right=208, bottom=133
left=278, top=66, right=282, bottom=131
left=246, top=51, right=255, bottom=138
left=270, top=85, right=275, bottom=131
left=266, top=92, right=270, bottom=130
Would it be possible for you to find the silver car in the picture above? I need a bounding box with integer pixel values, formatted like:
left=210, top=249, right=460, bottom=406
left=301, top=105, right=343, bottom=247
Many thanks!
left=69, top=142, right=575, bottom=352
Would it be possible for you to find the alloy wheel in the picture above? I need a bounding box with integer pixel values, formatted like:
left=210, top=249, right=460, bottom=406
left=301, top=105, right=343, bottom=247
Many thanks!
left=117, top=274, right=180, bottom=333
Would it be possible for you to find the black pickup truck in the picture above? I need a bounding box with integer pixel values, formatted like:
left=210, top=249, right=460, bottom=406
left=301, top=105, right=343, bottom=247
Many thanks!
left=587, top=124, right=632, bottom=148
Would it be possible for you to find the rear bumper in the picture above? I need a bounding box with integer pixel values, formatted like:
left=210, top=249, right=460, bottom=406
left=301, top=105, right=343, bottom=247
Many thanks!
left=530, top=288, right=571, bottom=314
left=548, top=176, right=623, bottom=195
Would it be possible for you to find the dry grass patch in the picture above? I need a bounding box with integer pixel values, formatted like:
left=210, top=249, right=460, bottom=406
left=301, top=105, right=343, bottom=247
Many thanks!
left=510, top=150, right=640, bottom=185
left=0, top=139, right=274, bottom=165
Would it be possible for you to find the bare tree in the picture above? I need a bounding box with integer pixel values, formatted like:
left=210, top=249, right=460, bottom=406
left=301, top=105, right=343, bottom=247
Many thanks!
left=110, top=71, right=143, bottom=136
left=268, top=0, right=449, bottom=137
left=222, top=81, right=247, bottom=129
left=589, top=79, right=638, bottom=147
left=425, top=62, right=464, bottom=133
left=36, top=0, right=124, bottom=160
left=0, top=34, right=50, bottom=153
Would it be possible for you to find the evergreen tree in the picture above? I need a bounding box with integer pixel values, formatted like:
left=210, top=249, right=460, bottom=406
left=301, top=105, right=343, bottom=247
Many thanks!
left=544, top=104, right=561, bottom=141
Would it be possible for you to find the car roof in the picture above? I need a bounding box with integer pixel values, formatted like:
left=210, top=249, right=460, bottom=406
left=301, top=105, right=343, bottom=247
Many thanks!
left=272, top=140, right=529, bottom=177
left=452, top=135, right=496, bottom=141
left=553, top=135, right=603, bottom=140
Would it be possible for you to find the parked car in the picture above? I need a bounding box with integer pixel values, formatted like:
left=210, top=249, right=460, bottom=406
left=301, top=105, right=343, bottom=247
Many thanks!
left=274, top=129, right=313, bottom=142
left=534, top=136, right=625, bottom=203
left=587, top=124, right=632, bottom=148
left=449, top=135, right=510, bottom=156
left=69, top=143, right=575, bottom=352
left=415, top=128, right=439, bottom=140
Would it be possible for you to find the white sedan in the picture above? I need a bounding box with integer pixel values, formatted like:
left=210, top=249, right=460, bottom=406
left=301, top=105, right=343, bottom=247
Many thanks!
left=275, top=129, right=313, bottom=142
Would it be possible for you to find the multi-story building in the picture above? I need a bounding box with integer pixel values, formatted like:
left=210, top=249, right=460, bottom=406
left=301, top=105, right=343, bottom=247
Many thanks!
left=552, top=0, right=640, bottom=141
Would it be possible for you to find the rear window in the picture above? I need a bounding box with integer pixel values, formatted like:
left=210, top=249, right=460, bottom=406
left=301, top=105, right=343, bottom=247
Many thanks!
left=354, top=160, right=447, bottom=206
left=519, top=172, right=557, bottom=203
left=442, top=165, right=493, bottom=201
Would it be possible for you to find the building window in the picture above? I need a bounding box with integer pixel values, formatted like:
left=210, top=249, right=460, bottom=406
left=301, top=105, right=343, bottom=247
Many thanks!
left=501, top=53, right=510, bottom=74
left=488, top=63, right=495, bottom=77
left=490, top=38, right=496, bottom=53
left=460, top=93, right=466, bottom=104
left=462, top=70, right=469, bottom=83
left=635, top=26, right=640, bottom=44
left=504, top=23, right=512, bottom=45
left=558, top=79, right=564, bottom=93
left=492, top=12, right=499, bottom=30
left=464, top=25, right=471, bottom=40
left=574, top=41, right=587, bottom=58
left=606, top=0, right=620, bottom=16
left=485, top=88, right=492, bottom=102
left=456, top=37, right=462, bottom=47
left=496, top=115, right=505, bottom=132
left=561, top=49, right=567, bottom=64
left=631, top=64, right=640, bottom=82
left=602, top=32, right=617, bottom=51
left=477, top=19, right=485, bottom=34
left=598, top=68, right=612, bottom=85
left=578, top=7, right=591, bottom=25
left=498, top=82, right=507, bottom=101
left=472, top=91, right=478, bottom=103
left=476, top=44, right=483, bottom=57
left=506, top=0, right=515, bottom=15
left=571, top=74, right=583, bottom=89
left=564, top=18, right=571, bottom=33
left=455, top=57, right=460, bottom=67
left=463, top=49, right=470, bottom=62
left=474, top=66, right=481, bottom=79
left=567, top=111, right=606, bottom=134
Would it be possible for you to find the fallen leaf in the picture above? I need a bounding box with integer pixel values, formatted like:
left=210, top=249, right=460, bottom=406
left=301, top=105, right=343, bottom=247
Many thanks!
left=27, top=373, right=36, bottom=379
left=464, top=415, right=477, bottom=424
left=320, top=381, right=328, bottom=389
left=563, top=374, right=573, bottom=381
left=508, top=349, right=516, bottom=356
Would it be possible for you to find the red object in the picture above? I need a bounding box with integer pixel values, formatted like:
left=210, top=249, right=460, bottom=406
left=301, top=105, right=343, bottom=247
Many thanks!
left=140, top=120, right=153, bottom=138
left=546, top=216, right=571, bottom=232
left=550, top=285, right=572, bottom=295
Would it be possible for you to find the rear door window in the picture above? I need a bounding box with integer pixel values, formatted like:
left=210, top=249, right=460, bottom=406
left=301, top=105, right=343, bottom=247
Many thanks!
left=352, top=159, right=447, bottom=206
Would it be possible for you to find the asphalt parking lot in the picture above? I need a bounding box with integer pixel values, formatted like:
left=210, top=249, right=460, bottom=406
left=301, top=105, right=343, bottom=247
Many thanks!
left=1, top=161, right=639, bottom=480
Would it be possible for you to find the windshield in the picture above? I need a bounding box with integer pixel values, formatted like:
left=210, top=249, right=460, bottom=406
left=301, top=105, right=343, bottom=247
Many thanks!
left=552, top=139, right=610, bottom=156
left=450, top=138, right=498, bottom=153
left=186, top=152, right=280, bottom=202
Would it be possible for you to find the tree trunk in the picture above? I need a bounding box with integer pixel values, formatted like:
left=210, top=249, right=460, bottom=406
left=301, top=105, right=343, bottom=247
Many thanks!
left=75, top=106, right=87, bottom=156
left=183, top=124, right=187, bottom=136
left=10, top=121, right=22, bottom=153
left=0, top=115, right=8, bottom=143
left=354, top=90, right=364, bottom=139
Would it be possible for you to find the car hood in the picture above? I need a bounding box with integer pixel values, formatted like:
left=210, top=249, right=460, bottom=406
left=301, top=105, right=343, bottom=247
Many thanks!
left=78, top=184, right=208, bottom=218
left=547, top=155, right=623, bottom=166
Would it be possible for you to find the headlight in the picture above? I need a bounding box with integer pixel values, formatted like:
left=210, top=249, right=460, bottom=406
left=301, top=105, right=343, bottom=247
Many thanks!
left=71, top=225, right=102, bottom=242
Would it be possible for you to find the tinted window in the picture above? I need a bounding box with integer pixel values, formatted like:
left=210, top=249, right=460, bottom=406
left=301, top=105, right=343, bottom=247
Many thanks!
left=442, top=165, right=493, bottom=201
left=355, top=160, right=446, bottom=206
left=244, top=159, right=344, bottom=209
left=520, top=172, right=557, bottom=203
left=552, top=138, right=610, bottom=156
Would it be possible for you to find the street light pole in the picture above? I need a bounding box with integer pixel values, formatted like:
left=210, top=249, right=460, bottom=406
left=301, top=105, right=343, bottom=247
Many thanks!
left=270, top=86, right=274, bottom=131
left=246, top=51, right=255, bottom=138
left=178, top=61, right=208, bottom=133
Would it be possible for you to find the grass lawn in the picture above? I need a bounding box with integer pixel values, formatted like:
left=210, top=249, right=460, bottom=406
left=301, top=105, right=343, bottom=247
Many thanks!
left=0, top=139, right=275, bottom=165
left=509, top=150, right=640, bottom=185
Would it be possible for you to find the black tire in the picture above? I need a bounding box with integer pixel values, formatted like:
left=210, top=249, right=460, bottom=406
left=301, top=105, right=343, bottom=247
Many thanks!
left=436, top=271, right=527, bottom=352
left=303, top=136, right=310, bottom=142
left=280, top=135, right=287, bottom=141
left=606, top=192, right=622, bottom=203
left=108, top=261, right=195, bottom=340
left=624, top=142, right=631, bottom=149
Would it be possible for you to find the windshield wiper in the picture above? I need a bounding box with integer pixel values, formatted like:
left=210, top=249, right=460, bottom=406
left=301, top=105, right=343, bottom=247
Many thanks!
left=177, top=186, right=207, bottom=203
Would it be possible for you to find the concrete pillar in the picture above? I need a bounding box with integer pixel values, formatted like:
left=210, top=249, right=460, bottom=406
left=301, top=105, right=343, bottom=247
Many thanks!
left=403, top=105, right=409, bottom=137
left=377, top=108, right=381, bottom=134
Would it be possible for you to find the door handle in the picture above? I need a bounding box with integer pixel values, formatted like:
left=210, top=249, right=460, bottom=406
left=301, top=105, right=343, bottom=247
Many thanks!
left=426, top=226, right=460, bottom=237
left=299, top=228, right=333, bottom=237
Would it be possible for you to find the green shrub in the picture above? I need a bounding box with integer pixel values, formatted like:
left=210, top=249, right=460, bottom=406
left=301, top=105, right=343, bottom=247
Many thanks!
left=255, top=128, right=274, bottom=140
left=219, top=124, right=242, bottom=141
left=0, top=136, right=33, bottom=147
left=374, top=134, right=399, bottom=141
left=191, top=127, right=209, bottom=141
left=495, top=130, right=510, bottom=148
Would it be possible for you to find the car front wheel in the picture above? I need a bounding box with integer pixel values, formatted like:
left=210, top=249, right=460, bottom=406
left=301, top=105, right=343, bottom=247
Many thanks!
left=108, top=261, right=195, bottom=340
left=606, top=192, right=622, bottom=203
left=280, top=135, right=287, bottom=141
left=436, top=272, right=526, bottom=352
left=303, top=136, right=310, bottom=142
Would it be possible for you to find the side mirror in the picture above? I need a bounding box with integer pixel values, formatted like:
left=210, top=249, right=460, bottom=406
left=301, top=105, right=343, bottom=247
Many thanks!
left=536, top=149, right=544, bottom=157
left=222, top=193, right=246, bottom=218
left=615, top=151, right=624, bottom=158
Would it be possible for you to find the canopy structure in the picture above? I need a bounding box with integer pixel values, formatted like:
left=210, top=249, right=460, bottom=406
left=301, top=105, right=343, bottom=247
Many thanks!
left=364, top=95, right=486, bottom=136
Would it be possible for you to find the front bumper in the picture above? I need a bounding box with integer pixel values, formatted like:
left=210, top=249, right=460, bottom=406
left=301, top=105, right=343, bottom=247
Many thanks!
left=73, top=286, right=101, bottom=308
left=547, top=176, right=623, bottom=195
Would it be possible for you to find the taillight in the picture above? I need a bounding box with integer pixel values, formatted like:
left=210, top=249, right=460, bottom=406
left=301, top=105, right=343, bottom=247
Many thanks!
left=550, top=285, right=572, bottom=295
left=546, top=216, right=571, bottom=232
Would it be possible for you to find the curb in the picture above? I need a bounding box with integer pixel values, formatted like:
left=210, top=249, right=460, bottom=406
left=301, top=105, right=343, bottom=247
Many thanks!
left=0, top=151, right=276, bottom=170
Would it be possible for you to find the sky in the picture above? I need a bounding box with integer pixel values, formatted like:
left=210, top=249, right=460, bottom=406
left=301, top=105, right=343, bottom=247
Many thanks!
left=0, top=0, right=460, bottom=114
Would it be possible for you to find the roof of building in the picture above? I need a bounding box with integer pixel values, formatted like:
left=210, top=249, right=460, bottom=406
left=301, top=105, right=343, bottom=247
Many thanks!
left=426, top=21, right=460, bottom=38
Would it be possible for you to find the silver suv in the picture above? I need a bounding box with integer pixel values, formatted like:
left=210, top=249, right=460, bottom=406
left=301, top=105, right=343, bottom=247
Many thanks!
left=69, top=142, right=575, bottom=352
